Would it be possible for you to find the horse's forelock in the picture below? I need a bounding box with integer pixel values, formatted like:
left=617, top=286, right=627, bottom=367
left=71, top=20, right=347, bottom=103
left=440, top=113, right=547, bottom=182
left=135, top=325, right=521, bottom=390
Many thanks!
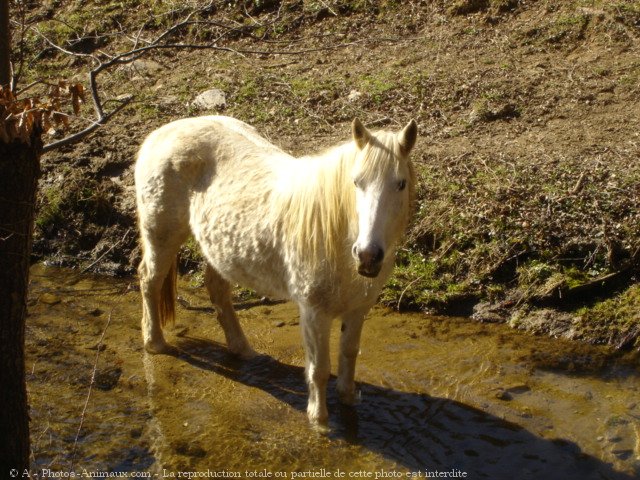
left=354, top=130, right=405, bottom=183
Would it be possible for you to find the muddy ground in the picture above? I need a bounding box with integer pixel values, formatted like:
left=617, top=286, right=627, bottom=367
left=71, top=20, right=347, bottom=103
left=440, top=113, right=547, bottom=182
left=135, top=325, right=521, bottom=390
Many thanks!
left=16, top=0, right=640, bottom=347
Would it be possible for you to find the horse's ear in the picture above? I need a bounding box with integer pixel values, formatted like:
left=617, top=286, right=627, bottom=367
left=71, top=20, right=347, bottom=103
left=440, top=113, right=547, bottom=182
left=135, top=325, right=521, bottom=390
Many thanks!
left=352, top=118, right=370, bottom=150
left=399, top=119, right=418, bottom=156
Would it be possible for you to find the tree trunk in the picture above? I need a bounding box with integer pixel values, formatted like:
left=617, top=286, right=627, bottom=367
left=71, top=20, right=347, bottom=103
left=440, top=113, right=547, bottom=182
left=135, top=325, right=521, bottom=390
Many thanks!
left=0, top=0, right=10, bottom=87
left=0, top=133, right=42, bottom=474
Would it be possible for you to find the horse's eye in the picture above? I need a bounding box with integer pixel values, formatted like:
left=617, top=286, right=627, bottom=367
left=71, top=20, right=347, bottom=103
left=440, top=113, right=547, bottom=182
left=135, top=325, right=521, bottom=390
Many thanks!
left=397, top=179, right=407, bottom=191
left=354, top=179, right=363, bottom=189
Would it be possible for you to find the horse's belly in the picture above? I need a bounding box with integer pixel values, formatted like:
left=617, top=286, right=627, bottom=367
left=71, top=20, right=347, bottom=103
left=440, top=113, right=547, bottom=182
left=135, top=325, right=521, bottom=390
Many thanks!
left=195, top=222, right=290, bottom=300
left=216, top=255, right=290, bottom=301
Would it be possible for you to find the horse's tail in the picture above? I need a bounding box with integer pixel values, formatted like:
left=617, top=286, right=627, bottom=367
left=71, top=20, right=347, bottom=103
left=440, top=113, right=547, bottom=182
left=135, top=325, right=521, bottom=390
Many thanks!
left=159, top=258, right=177, bottom=328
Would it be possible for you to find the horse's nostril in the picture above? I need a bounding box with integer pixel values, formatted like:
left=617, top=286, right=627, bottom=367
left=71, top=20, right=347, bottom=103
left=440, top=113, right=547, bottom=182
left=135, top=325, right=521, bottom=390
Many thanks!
left=357, top=245, right=384, bottom=265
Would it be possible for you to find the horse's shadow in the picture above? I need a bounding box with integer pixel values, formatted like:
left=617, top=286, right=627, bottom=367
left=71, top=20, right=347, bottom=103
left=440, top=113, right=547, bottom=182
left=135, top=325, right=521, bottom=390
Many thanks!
left=173, top=337, right=635, bottom=480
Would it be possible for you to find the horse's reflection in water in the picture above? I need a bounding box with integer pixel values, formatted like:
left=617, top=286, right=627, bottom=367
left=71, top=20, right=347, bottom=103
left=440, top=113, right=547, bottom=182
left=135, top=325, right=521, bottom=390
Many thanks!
left=172, top=336, right=635, bottom=480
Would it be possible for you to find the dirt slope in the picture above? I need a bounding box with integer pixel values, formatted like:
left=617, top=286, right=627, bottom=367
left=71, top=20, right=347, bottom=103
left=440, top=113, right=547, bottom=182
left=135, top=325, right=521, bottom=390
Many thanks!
left=18, top=0, right=640, bottom=347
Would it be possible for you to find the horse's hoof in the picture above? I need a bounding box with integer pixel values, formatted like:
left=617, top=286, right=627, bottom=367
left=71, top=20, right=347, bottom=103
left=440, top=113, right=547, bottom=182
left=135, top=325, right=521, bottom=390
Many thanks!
left=337, top=384, right=361, bottom=406
left=144, top=340, right=176, bottom=355
left=307, top=405, right=329, bottom=430
left=308, top=414, right=330, bottom=433
left=310, top=420, right=331, bottom=434
left=229, top=343, right=257, bottom=360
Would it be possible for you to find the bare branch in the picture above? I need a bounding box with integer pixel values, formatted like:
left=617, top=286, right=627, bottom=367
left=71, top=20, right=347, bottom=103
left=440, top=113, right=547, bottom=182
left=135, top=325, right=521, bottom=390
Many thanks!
left=81, top=228, right=131, bottom=273
left=153, top=2, right=208, bottom=45
left=317, top=0, right=339, bottom=17
left=37, top=1, right=360, bottom=154
left=131, top=24, right=146, bottom=50
left=69, top=308, right=113, bottom=471
left=31, top=26, right=95, bottom=60
left=42, top=96, right=132, bottom=153
left=88, top=69, right=104, bottom=120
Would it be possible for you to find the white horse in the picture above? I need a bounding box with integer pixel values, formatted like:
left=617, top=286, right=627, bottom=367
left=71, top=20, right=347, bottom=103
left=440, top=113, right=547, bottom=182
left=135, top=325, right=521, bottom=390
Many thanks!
left=135, top=115, right=417, bottom=426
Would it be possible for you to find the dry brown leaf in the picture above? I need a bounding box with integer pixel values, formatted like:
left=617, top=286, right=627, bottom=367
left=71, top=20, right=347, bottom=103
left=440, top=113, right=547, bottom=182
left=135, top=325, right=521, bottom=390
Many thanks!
left=42, top=112, right=52, bottom=133
left=70, top=84, right=85, bottom=115
left=1, top=83, right=84, bottom=143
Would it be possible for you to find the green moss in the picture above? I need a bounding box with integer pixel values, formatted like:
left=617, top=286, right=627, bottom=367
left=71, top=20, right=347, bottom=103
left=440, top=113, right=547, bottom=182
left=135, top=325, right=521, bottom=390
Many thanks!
left=516, top=261, right=595, bottom=301
left=547, top=13, right=589, bottom=42
left=233, top=286, right=260, bottom=303
left=236, top=79, right=260, bottom=101
left=133, top=96, right=162, bottom=120
left=289, top=77, right=316, bottom=97
left=287, top=76, right=340, bottom=100
left=359, top=74, right=396, bottom=104
left=36, top=186, right=65, bottom=231
left=562, top=266, right=591, bottom=288
left=605, top=1, right=640, bottom=16
left=471, top=98, right=492, bottom=121
left=521, top=260, right=555, bottom=281
left=619, top=63, right=640, bottom=86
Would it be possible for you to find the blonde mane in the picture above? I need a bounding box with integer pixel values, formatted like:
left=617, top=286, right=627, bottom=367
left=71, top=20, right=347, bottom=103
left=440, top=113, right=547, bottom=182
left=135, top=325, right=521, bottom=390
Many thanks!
left=272, top=130, right=414, bottom=273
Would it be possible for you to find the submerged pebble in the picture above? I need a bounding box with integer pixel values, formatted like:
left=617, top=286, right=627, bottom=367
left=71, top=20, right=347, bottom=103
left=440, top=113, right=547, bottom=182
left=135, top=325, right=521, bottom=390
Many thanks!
left=505, top=384, right=531, bottom=394
left=39, top=293, right=62, bottom=305
left=95, top=367, right=122, bottom=391
left=612, top=449, right=634, bottom=460
left=494, top=389, right=513, bottom=401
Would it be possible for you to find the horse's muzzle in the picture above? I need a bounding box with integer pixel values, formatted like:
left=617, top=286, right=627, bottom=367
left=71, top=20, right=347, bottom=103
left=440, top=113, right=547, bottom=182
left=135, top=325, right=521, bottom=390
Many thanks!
left=357, top=263, right=382, bottom=278
left=354, top=244, right=384, bottom=278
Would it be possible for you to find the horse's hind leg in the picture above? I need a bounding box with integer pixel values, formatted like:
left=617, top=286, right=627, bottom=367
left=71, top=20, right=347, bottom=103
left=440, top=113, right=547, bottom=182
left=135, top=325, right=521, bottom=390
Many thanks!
left=138, top=226, right=188, bottom=354
left=139, top=249, right=179, bottom=354
left=204, top=264, right=255, bottom=359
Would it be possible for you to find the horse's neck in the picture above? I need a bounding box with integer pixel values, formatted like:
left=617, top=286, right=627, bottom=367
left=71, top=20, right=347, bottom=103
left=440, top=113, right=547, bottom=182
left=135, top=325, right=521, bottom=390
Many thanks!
left=285, top=142, right=352, bottom=193
left=295, top=144, right=356, bottom=229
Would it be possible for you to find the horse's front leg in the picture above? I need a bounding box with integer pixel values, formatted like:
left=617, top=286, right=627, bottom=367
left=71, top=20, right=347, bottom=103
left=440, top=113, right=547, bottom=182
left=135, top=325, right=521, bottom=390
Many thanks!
left=299, top=305, right=332, bottom=427
left=204, top=264, right=256, bottom=359
left=336, top=308, right=367, bottom=405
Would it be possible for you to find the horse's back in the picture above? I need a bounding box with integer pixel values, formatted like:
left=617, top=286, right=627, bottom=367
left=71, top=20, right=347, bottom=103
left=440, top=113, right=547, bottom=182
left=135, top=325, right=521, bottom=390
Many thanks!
left=136, top=116, right=278, bottom=176
left=136, top=116, right=284, bottom=200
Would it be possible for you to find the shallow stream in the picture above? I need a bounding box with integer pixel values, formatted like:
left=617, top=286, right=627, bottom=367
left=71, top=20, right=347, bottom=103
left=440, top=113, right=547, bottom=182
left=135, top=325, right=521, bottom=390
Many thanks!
left=26, top=265, right=640, bottom=479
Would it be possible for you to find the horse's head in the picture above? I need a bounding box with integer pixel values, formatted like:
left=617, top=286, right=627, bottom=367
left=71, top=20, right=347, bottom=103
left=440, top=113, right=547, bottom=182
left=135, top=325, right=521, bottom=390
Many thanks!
left=350, top=119, right=417, bottom=278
